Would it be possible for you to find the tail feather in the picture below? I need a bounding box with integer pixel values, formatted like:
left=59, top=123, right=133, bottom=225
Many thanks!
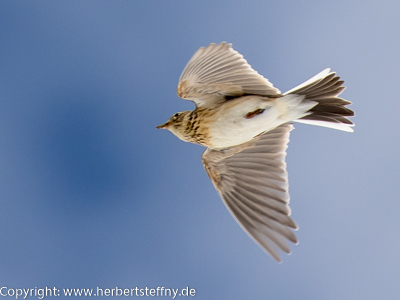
left=284, top=68, right=354, bottom=132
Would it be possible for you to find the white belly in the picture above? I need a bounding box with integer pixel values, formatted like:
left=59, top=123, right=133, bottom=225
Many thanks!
left=207, top=95, right=316, bottom=149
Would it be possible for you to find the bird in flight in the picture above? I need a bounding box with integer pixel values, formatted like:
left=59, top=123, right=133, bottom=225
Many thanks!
left=157, top=42, right=354, bottom=262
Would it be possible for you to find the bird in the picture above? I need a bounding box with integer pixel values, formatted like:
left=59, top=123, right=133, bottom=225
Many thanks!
left=157, top=42, right=354, bottom=262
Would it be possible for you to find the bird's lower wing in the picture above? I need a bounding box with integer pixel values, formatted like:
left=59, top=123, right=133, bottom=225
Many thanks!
left=201, top=123, right=297, bottom=262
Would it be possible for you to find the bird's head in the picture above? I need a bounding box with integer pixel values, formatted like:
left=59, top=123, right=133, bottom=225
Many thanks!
left=156, top=111, right=190, bottom=140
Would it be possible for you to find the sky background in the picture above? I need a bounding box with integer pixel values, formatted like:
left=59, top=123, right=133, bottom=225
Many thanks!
left=1, top=1, right=399, bottom=299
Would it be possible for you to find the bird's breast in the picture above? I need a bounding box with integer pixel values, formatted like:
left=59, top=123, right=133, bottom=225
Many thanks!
left=180, top=109, right=216, bottom=147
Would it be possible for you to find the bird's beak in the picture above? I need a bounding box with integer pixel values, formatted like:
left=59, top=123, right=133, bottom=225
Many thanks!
left=156, top=121, right=170, bottom=129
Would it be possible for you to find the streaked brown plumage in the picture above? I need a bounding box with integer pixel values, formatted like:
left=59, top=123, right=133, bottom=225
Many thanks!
left=157, top=42, right=354, bottom=262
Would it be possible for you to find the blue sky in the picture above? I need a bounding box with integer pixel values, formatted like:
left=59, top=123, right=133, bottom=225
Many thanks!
left=1, top=1, right=399, bottom=299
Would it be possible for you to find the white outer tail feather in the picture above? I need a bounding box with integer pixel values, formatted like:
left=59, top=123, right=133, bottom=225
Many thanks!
left=295, top=118, right=354, bottom=132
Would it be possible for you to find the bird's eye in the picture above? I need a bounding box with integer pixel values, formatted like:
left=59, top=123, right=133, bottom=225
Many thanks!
left=172, top=112, right=180, bottom=120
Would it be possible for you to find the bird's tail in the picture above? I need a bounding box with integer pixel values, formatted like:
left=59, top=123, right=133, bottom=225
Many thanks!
left=284, top=69, right=354, bottom=132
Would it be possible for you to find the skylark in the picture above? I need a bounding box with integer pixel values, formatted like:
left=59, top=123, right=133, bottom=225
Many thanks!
left=157, top=42, right=354, bottom=262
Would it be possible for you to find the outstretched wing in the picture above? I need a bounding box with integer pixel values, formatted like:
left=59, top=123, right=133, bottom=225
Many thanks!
left=201, top=124, right=297, bottom=262
left=178, top=42, right=281, bottom=108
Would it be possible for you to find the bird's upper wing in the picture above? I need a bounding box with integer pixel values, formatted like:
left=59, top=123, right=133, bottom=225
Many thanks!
left=178, top=42, right=281, bottom=108
left=201, top=123, right=297, bottom=262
